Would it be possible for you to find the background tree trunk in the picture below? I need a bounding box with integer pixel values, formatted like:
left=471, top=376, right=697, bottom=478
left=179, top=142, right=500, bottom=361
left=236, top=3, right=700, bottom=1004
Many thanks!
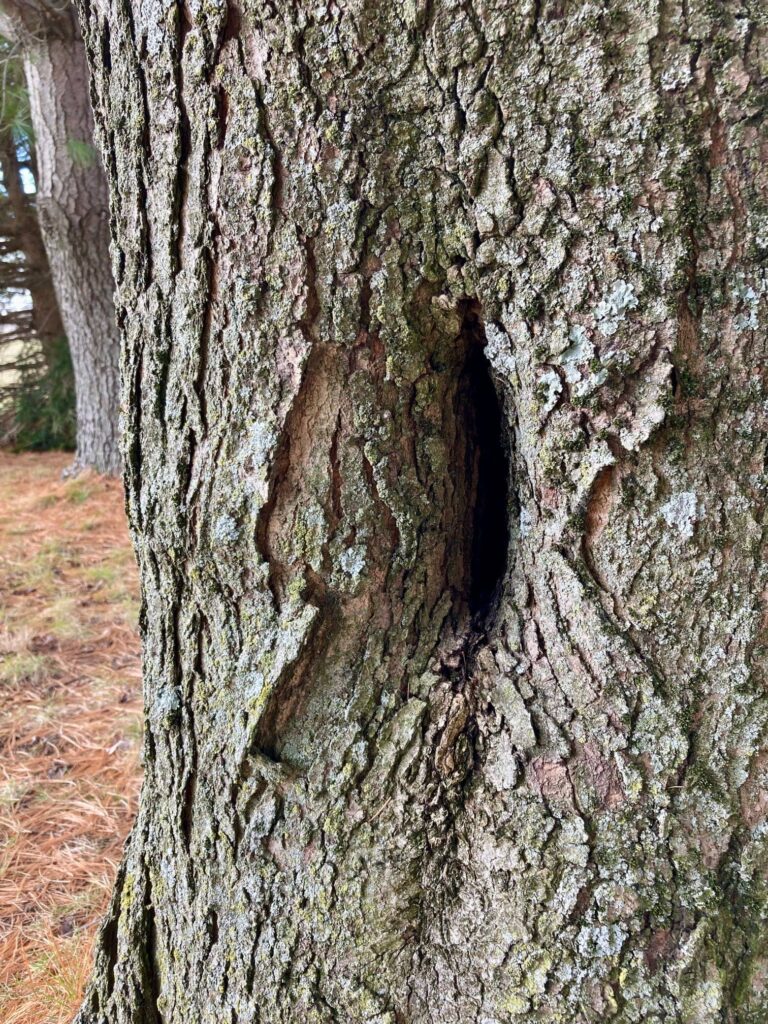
left=0, top=2, right=120, bottom=475
left=0, top=129, right=65, bottom=364
left=76, top=1, right=768, bottom=1020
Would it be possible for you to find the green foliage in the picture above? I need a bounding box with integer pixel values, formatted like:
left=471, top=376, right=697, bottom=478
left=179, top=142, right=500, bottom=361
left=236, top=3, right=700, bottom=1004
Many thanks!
left=12, top=336, right=76, bottom=451
left=66, top=138, right=98, bottom=168
left=0, top=36, right=32, bottom=146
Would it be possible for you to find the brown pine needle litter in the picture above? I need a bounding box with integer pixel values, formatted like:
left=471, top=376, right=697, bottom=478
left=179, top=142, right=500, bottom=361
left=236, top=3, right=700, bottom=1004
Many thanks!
left=0, top=452, right=142, bottom=1024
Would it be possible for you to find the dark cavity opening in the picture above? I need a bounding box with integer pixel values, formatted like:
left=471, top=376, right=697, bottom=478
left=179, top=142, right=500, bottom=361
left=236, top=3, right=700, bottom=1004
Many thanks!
left=458, top=302, right=510, bottom=622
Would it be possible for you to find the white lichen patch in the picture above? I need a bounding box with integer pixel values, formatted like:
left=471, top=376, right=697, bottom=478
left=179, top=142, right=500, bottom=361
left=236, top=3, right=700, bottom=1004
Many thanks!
left=573, top=369, right=608, bottom=399
left=559, top=325, right=594, bottom=383
left=731, top=272, right=764, bottom=331
left=614, top=355, right=672, bottom=451
left=682, top=977, right=724, bottom=1021
left=593, top=279, right=639, bottom=336
left=243, top=420, right=278, bottom=496
left=576, top=923, right=627, bottom=959
left=339, top=544, right=366, bottom=579
left=212, top=513, right=240, bottom=544
left=659, top=491, right=698, bottom=540
left=660, top=52, right=694, bottom=92
left=243, top=671, right=266, bottom=708
left=485, top=322, right=517, bottom=380
left=619, top=401, right=666, bottom=451
left=538, top=368, right=562, bottom=415
left=150, top=686, right=181, bottom=727
left=754, top=217, right=768, bottom=251
left=246, top=420, right=277, bottom=468
left=519, top=505, right=533, bottom=538
left=557, top=323, right=609, bottom=398
left=485, top=731, right=519, bottom=792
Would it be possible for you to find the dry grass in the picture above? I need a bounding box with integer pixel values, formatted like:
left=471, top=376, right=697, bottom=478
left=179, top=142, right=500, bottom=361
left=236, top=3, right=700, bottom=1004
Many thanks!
left=0, top=451, right=142, bottom=1024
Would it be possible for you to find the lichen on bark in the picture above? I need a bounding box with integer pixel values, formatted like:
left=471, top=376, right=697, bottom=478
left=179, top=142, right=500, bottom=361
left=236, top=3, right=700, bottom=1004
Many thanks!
left=76, top=0, right=768, bottom=1020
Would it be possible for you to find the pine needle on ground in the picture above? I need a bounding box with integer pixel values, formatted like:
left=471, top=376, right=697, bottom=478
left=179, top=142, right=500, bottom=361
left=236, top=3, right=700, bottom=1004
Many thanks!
left=0, top=451, right=142, bottom=1024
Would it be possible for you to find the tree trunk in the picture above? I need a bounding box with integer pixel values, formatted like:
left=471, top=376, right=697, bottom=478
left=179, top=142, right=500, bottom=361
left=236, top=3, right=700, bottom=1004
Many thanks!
left=0, top=3, right=121, bottom=475
left=0, top=130, right=66, bottom=364
left=76, top=1, right=768, bottom=1020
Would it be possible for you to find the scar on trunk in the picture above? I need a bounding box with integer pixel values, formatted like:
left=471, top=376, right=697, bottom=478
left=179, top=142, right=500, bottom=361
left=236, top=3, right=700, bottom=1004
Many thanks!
left=252, top=298, right=512, bottom=769
left=456, top=299, right=510, bottom=626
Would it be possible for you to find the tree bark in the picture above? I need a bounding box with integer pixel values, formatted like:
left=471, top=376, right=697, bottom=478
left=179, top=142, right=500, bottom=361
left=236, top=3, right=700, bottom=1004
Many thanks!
left=76, top=1, right=768, bottom=1020
left=0, top=2, right=121, bottom=475
left=0, top=129, right=66, bottom=364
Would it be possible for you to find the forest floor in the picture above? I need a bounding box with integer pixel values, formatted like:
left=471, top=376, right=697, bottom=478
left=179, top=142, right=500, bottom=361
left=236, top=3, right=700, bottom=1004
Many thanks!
left=0, top=451, right=142, bottom=1024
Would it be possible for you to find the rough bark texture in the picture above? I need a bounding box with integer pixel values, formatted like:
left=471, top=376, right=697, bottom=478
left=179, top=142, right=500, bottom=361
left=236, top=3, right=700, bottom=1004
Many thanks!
left=0, top=1, right=121, bottom=474
left=77, top=1, right=768, bottom=1020
left=0, top=128, right=66, bottom=362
